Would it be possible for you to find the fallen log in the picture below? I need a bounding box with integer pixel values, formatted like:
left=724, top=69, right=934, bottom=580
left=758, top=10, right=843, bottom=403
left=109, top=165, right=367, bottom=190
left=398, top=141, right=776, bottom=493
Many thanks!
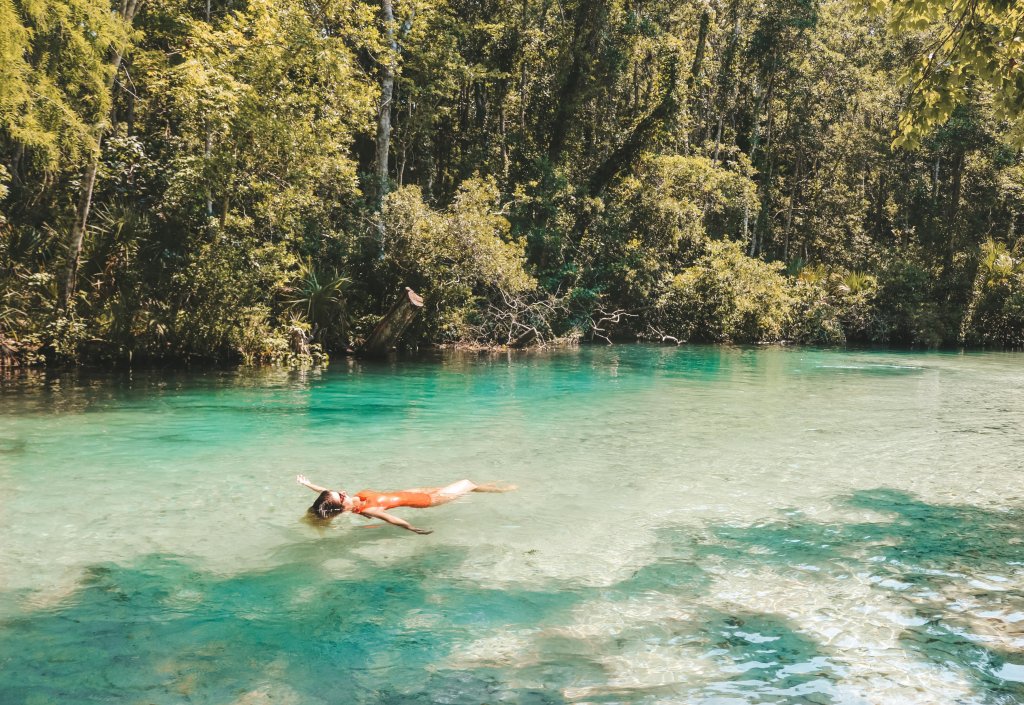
left=508, top=327, right=538, bottom=349
left=358, top=287, right=424, bottom=357
left=0, top=334, right=19, bottom=367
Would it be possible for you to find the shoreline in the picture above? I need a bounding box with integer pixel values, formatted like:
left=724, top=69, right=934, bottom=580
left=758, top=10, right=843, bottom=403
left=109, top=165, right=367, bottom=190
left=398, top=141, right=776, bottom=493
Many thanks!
left=2, top=339, right=1022, bottom=377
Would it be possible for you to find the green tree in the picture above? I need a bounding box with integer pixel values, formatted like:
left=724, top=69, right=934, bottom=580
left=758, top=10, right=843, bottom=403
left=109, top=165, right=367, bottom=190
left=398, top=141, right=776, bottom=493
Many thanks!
left=868, top=0, right=1024, bottom=148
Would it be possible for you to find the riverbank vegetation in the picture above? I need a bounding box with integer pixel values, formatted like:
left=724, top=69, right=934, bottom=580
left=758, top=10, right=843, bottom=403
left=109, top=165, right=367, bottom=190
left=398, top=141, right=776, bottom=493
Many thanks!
left=1, top=0, right=1023, bottom=364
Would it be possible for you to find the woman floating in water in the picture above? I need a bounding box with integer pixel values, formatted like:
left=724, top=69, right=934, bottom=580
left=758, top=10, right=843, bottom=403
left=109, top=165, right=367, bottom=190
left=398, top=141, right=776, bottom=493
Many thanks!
left=296, top=475, right=514, bottom=534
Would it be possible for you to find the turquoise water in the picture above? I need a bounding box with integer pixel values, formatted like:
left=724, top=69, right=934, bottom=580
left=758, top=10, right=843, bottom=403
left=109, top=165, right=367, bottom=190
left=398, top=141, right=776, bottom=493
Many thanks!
left=1, top=345, right=1023, bottom=704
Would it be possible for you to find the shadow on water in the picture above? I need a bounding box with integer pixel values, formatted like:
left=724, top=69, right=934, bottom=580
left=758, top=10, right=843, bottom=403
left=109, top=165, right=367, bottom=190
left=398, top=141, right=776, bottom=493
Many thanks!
left=901, top=621, right=1024, bottom=704
left=695, top=489, right=1024, bottom=703
left=505, top=489, right=1024, bottom=703
left=0, top=538, right=593, bottom=705
left=2, top=489, right=1023, bottom=704
left=704, top=489, right=1024, bottom=585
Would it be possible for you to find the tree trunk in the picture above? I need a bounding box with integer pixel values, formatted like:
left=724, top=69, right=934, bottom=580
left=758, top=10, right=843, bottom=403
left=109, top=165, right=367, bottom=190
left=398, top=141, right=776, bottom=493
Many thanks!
left=585, top=57, right=679, bottom=199
left=688, top=10, right=710, bottom=95
left=783, top=151, right=802, bottom=261
left=396, top=92, right=410, bottom=187
left=783, top=187, right=795, bottom=262
left=60, top=157, right=100, bottom=310
left=686, top=9, right=710, bottom=145
left=547, top=0, right=609, bottom=164
left=359, top=287, right=424, bottom=356
left=712, top=4, right=742, bottom=165
left=945, top=149, right=966, bottom=264
left=9, top=143, right=24, bottom=187
left=750, top=53, right=777, bottom=161
left=374, top=0, right=398, bottom=208
left=204, top=0, right=213, bottom=218
left=499, top=103, right=509, bottom=179
left=751, top=151, right=776, bottom=258
left=60, top=0, right=143, bottom=311
left=948, top=150, right=965, bottom=223
left=509, top=327, right=538, bottom=349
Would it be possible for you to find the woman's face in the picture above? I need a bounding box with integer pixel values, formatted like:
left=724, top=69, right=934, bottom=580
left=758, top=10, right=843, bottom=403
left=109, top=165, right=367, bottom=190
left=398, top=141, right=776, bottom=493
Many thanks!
left=333, top=491, right=355, bottom=512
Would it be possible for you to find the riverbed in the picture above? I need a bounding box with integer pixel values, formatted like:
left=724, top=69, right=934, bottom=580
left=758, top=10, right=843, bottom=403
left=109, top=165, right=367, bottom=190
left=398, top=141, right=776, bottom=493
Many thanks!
left=1, top=346, right=1022, bottom=704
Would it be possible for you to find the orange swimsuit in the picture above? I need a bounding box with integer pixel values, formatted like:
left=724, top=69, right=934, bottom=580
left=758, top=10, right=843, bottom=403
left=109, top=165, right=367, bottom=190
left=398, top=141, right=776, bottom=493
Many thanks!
left=355, top=490, right=433, bottom=512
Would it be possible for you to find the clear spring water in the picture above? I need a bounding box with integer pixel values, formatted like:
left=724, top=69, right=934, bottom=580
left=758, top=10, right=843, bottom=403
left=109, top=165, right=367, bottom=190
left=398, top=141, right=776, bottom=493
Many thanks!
left=1, top=345, right=1023, bottom=705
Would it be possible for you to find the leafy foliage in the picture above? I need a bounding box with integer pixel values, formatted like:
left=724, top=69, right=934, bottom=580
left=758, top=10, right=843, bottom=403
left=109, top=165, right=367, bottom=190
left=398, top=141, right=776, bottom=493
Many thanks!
left=0, top=0, right=1023, bottom=364
left=961, top=239, right=1024, bottom=346
left=867, top=0, right=1024, bottom=148
left=0, top=0, right=132, bottom=169
left=655, top=240, right=793, bottom=343
left=380, top=177, right=535, bottom=341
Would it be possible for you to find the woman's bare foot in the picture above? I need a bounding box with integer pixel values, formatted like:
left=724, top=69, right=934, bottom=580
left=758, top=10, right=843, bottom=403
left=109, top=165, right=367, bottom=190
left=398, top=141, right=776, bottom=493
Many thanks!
left=472, top=482, right=517, bottom=492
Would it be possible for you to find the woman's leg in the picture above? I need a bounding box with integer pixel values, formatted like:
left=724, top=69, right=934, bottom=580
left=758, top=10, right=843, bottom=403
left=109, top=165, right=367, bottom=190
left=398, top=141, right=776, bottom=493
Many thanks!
left=470, top=482, right=517, bottom=492
left=428, top=479, right=477, bottom=505
left=427, top=480, right=517, bottom=506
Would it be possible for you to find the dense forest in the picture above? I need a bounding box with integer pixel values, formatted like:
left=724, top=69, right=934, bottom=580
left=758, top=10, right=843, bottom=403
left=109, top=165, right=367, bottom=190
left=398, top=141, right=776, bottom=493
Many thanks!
left=1, top=0, right=1023, bottom=364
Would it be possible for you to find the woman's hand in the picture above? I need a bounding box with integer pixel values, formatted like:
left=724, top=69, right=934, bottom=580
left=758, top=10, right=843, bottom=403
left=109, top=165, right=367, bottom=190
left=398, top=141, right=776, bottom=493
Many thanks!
left=296, top=475, right=328, bottom=493
left=361, top=508, right=433, bottom=534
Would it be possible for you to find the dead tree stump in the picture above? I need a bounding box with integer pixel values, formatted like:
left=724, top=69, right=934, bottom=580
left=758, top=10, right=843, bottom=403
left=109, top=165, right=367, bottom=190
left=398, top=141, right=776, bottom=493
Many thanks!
left=358, top=287, right=424, bottom=357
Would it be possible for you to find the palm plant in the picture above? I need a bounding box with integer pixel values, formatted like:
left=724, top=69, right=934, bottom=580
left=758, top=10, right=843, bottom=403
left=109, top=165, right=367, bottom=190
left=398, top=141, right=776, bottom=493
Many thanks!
left=795, top=264, right=827, bottom=285
left=960, top=239, right=1024, bottom=343
left=1, top=226, right=61, bottom=271
left=838, top=271, right=877, bottom=295
left=977, top=239, right=1023, bottom=288
left=281, top=258, right=350, bottom=342
left=87, top=202, right=147, bottom=279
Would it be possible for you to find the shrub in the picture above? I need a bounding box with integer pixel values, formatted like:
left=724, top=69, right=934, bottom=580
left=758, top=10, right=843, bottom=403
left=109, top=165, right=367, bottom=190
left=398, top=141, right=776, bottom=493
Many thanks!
left=790, top=280, right=847, bottom=345
left=587, top=154, right=759, bottom=313
left=380, top=177, right=535, bottom=342
left=871, top=259, right=949, bottom=347
left=789, top=268, right=879, bottom=345
left=655, top=239, right=792, bottom=343
left=166, top=226, right=294, bottom=362
left=961, top=240, right=1024, bottom=347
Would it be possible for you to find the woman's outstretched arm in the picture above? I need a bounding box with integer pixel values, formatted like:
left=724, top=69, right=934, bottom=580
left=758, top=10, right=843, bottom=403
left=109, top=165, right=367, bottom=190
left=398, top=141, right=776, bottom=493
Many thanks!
left=296, top=475, right=328, bottom=493
left=360, top=508, right=433, bottom=535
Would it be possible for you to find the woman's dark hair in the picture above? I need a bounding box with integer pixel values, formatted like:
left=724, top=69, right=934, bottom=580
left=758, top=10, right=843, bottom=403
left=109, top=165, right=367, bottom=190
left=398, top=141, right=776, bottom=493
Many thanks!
left=310, top=490, right=345, bottom=519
